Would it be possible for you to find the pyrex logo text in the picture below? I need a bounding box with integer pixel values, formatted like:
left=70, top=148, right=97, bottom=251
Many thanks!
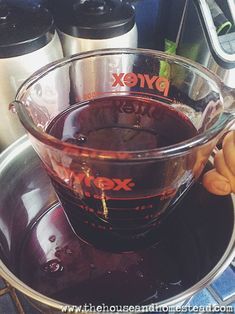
left=112, top=72, right=170, bottom=96
left=73, top=173, right=135, bottom=191
left=50, top=159, right=135, bottom=192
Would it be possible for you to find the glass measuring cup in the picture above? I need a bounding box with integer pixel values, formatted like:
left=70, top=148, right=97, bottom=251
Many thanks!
left=11, top=48, right=235, bottom=251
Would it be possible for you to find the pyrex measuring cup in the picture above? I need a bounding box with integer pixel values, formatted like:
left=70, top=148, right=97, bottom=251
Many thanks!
left=11, top=48, right=235, bottom=251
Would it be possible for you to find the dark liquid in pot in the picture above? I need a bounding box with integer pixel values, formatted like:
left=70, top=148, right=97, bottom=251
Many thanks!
left=16, top=176, right=234, bottom=307
left=18, top=203, right=199, bottom=306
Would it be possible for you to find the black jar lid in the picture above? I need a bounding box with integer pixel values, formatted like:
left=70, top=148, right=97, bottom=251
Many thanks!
left=0, top=4, right=55, bottom=58
left=54, top=0, right=136, bottom=39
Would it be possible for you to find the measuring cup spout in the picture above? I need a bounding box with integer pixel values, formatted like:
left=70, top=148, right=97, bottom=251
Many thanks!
left=9, top=100, right=22, bottom=114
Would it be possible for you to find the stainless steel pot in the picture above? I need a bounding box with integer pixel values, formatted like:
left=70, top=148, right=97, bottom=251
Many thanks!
left=0, top=136, right=234, bottom=312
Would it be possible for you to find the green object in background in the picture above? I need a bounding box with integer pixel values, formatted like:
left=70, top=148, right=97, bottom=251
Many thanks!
left=160, top=40, right=201, bottom=87
left=159, top=0, right=187, bottom=79
left=159, top=39, right=177, bottom=78
left=216, top=20, right=232, bottom=35
left=207, top=0, right=233, bottom=35
left=165, top=39, right=177, bottom=55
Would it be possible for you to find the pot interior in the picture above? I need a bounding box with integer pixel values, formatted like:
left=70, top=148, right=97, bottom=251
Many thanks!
left=0, top=137, right=234, bottom=307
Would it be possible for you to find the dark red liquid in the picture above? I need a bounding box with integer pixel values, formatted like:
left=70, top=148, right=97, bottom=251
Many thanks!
left=47, top=96, right=197, bottom=150
left=46, top=96, right=198, bottom=250
left=18, top=203, right=201, bottom=307
left=15, top=159, right=234, bottom=307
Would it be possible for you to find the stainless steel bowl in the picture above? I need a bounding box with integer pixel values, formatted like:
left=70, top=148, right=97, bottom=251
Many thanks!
left=0, top=136, right=235, bottom=313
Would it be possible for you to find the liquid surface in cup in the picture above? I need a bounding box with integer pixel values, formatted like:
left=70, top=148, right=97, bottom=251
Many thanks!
left=45, top=95, right=198, bottom=250
left=47, top=95, right=197, bottom=150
